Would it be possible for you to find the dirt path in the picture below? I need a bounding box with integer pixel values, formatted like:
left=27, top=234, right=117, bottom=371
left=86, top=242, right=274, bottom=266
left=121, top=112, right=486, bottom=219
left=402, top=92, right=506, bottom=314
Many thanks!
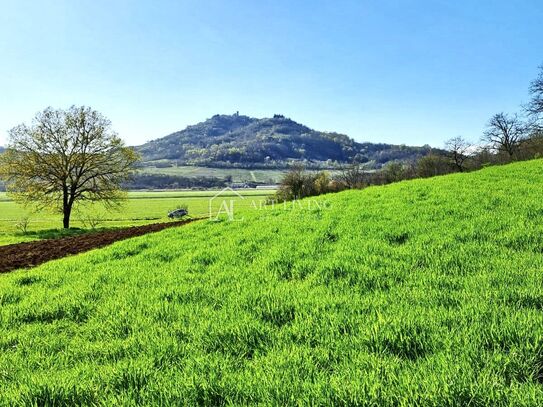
left=0, top=219, right=199, bottom=273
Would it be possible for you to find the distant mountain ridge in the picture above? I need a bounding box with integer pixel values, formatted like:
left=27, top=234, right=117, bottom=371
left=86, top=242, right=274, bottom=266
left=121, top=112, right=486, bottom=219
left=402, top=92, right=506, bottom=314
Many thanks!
left=137, top=113, right=434, bottom=168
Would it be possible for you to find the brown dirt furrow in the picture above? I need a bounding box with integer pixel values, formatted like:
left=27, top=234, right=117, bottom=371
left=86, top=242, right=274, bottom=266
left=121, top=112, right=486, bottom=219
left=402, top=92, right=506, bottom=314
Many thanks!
left=0, top=218, right=199, bottom=274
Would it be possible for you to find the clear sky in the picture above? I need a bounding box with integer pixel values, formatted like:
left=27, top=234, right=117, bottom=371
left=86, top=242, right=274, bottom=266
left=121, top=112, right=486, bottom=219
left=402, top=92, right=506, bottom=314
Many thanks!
left=0, top=0, right=541, bottom=148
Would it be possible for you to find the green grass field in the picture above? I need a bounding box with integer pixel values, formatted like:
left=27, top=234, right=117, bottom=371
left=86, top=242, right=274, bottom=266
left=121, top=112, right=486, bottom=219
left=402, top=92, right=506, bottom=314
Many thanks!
left=0, top=190, right=274, bottom=246
left=2, top=161, right=543, bottom=405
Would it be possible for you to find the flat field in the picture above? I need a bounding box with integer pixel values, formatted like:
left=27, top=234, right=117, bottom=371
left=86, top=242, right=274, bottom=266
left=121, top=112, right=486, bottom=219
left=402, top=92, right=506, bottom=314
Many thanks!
left=0, top=190, right=273, bottom=246
left=140, top=164, right=287, bottom=184
left=140, top=164, right=342, bottom=184
left=1, top=161, right=543, bottom=404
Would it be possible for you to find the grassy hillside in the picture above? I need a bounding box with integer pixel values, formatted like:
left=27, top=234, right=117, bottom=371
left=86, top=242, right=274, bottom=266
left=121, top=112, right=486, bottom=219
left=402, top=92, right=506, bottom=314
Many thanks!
left=2, top=161, right=543, bottom=404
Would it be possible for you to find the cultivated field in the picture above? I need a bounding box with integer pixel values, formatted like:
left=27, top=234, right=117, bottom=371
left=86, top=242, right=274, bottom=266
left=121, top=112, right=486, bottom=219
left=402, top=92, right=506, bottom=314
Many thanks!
left=141, top=164, right=287, bottom=184
left=1, top=161, right=543, bottom=404
left=0, top=190, right=273, bottom=246
left=140, top=163, right=343, bottom=184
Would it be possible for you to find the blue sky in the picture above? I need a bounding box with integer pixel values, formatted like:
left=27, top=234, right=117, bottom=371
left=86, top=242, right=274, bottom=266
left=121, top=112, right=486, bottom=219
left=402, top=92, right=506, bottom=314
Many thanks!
left=0, top=0, right=541, bottom=147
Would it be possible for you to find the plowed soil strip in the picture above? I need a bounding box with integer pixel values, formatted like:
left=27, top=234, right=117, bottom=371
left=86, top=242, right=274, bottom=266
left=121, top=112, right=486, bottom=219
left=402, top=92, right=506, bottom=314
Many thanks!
left=0, top=219, right=199, bottom=273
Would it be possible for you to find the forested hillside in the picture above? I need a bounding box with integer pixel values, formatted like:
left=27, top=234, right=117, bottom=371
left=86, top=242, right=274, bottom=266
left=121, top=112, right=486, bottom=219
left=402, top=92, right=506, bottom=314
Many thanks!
left=138, top=114, right=434, bottom=168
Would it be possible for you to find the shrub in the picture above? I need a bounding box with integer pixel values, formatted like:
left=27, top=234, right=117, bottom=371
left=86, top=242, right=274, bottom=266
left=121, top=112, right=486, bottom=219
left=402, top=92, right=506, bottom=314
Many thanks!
left=15, top=216, right=31, bottom=234
left=272, top=165, right=337, bottom=202
left=80, top=213, right=105, bottom=230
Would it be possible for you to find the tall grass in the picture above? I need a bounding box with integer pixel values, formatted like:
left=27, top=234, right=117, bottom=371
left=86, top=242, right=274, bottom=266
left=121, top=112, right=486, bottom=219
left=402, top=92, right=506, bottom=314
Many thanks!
left=1, top=161, right=543, bottom=405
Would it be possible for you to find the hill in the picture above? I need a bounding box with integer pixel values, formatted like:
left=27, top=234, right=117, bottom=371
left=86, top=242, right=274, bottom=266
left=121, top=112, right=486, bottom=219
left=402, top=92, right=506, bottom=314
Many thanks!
left=1, top=161, right=543, bottom=404
left=137, top=113, right=434, bottom=168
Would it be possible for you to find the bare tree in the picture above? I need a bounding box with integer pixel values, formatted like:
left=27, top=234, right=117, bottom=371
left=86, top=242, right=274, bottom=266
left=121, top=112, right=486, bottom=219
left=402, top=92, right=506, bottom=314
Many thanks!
left=527, top=65, right=543, bottom=131
left=528, top=66, right=543, bottom=115
left=444, top=136, right=471, bottom=172
left=0, top=106, right=140, bottom=228
left=338, top=162, right=366, bottom=189
left=482, top=113, right=528, bottom=160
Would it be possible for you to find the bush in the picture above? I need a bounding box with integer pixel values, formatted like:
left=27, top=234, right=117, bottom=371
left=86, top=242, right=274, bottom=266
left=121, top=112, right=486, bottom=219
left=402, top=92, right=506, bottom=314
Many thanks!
left=79, top=213, right=105, bottom=230
left=272, top=165, right=337, bottom=203
left=416, top=154, right=452, bottom=178
left=15, top=216, right=31, bottom=234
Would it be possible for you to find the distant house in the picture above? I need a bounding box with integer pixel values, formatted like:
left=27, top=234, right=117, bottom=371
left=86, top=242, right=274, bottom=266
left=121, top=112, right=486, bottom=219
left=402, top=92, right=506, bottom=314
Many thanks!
left=230, top=182, right=252, bottom=189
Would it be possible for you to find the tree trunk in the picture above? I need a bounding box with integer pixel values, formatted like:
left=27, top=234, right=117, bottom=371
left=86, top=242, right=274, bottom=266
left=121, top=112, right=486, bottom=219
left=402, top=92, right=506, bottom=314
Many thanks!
left=62, top=187, right=72, bottom=229
left=63, top=205, right=72, bottom=229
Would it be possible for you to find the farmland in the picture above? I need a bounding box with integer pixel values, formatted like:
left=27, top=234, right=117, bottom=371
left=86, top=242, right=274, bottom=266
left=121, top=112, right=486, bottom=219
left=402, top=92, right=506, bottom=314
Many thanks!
left=0, top=190, right=273, bottom=246
left=1, top=160, right=543, bottom=405
left=140, top=163, right=287, bottom=184
left=138, top=163, right=345, bottom=186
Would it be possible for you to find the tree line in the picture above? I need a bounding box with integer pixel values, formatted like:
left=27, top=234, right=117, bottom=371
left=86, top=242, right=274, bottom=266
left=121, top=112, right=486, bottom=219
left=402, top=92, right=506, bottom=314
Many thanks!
left=125, top=174, right=228, bottom=190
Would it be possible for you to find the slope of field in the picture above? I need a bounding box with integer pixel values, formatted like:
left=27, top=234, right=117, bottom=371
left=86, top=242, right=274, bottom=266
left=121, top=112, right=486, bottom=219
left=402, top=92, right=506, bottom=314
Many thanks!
left=1, top=161, right=543, bottom=404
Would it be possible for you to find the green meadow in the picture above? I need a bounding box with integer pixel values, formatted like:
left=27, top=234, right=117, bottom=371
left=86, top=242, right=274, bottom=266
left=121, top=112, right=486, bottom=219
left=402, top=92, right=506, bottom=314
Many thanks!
left=0, top=190, right=273, bottom=246
left=1, top=161, right=543, bottom=405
